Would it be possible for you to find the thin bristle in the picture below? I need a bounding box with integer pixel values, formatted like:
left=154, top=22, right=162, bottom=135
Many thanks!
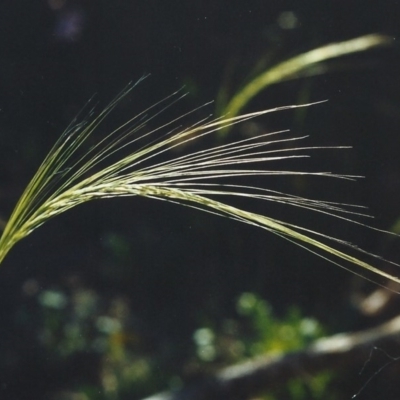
left=0, top=82, right=399, bottom=289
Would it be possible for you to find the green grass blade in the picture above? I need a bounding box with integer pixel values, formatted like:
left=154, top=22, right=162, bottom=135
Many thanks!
left=221, top=34, right=392, bottom=133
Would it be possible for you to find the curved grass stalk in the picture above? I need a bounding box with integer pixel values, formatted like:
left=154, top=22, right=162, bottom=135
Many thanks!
left=219, top=34, right=392, bottom=134
left=0, top=81, right=399, bottom=287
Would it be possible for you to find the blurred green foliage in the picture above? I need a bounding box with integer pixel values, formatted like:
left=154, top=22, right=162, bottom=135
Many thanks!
left=193, top=292, right=334, bottom=400
left=21, top=285, right=334, bottom=400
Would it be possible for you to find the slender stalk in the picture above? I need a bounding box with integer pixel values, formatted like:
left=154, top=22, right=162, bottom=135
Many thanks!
left=220, top=34, right=392, bottom=130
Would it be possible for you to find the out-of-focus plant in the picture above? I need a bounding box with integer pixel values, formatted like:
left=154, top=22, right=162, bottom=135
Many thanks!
left=17, top=287, right=333, bottom=399
left=192, top=292, right=335, bottom=400
left=217, top=34, right=392, bottom=133
left=236, top=292, right=325, bottom=354
left=24, top=283, right=168, bottom=399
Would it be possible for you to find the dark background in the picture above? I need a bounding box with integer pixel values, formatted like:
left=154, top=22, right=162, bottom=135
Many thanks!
left=1, top=1, right=400, bottom=399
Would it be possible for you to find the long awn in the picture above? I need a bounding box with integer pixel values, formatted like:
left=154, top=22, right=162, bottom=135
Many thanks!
left=0, top=78, right=399, bottom=288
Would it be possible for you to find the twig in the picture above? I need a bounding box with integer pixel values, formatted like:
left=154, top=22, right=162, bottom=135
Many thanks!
left=141, top=315, right=400, bottom=400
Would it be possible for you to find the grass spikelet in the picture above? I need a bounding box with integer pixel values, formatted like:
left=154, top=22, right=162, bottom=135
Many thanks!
left=0, top=78, right=399, bottom=287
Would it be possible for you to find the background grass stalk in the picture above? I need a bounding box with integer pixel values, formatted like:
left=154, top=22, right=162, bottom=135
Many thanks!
left=220, top=34, right=392, bottom=130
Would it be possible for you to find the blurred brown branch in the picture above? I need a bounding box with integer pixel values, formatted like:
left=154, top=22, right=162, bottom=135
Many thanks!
left=141, top=315, right=400, bottom=400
